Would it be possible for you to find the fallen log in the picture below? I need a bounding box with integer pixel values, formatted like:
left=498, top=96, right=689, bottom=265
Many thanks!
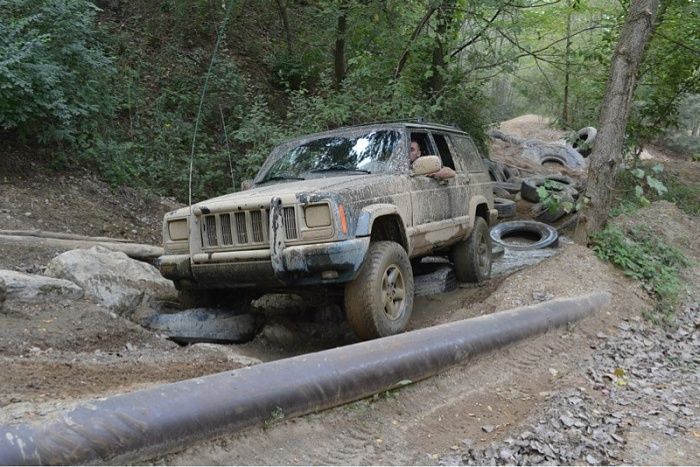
left=0, top=234, right=163, bottom=261
left=0, top=229, right=134, bottom=243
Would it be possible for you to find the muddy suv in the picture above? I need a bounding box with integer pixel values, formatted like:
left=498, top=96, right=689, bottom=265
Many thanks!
left=158, top=121, right=497, bottom=339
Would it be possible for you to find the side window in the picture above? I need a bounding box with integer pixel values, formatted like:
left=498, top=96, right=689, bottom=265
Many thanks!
left=431, top=133, right=457, bottom=171
left=452, top=135, right=485, bottom=172
left=409, top=131, right=430, bottom=157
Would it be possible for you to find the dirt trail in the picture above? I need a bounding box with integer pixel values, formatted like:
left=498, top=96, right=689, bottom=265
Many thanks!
left=1, top=115, right=698, bottom=465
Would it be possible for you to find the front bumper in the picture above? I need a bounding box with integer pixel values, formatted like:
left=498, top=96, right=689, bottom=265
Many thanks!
left=158, top=237, right=371, bottom=289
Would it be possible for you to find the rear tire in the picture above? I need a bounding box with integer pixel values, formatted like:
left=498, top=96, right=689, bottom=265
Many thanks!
left=344, top=241, right=414, bottom=340
left=450, top=217, right=492, bottom=283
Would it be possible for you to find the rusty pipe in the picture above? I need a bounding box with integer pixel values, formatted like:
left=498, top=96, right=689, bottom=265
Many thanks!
left=0, top=292, right=610, bottom=465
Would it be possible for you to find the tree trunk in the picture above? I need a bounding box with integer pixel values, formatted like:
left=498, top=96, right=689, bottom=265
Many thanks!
left=561, top=0, right=572, bottom=126
left=430, top=1, right=455, bottom=96
left=573, top=0, right=659, bottom=245
left=274, top=0, right=293, bottom=55
left=334, top=0, right=349, bottom=90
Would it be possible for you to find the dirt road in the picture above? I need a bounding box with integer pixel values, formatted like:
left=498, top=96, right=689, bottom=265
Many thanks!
left=1, top=116, right=698, bottom=465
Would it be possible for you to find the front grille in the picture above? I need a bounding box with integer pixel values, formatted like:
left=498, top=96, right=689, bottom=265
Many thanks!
left=201, top=206, right=299, bottom=249
left=284, top=207, right=298, bottom=239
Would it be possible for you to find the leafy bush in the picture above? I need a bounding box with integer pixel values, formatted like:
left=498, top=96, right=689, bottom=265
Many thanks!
left=591, top=225, right=690, bottom=321
left=0, top=0, right=115, bottom=143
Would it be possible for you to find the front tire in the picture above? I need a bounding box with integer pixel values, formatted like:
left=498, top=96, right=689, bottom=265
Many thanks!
left=344, top=241, right=414, bottom=340
left=451, top=217, right=492, bottom=283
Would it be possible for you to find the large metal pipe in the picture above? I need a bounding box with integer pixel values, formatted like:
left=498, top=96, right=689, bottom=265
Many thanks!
left=0, top=292, right=610, bottom=465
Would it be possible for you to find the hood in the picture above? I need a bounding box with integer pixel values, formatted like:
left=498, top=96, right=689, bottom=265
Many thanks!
left=177, top=173, right=402, bottom=215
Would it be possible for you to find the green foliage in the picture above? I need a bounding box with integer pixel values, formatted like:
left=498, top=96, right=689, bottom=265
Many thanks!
left=612, top=162, right=699, bottom=218
left=0, top=0, right=115, bottom=144
left=536, top=179, right=586, bottom=214
left=264, top=406, right=285, bottom=428
left=590, top=225, right=690, bottom=320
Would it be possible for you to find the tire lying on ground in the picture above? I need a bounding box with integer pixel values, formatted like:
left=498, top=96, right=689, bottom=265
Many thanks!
left=492, top=181, right=521, bottom=195
left=531, top=192, right=575, bottom=224
left=489, top=220, right=559, bottom=250
left=494, top=197, right=517, bottom=218
left=413, top=264, right=457, bottom=296
left=522, top=144, right=586, bottom=169
left=140, top=308, right=258, bottom=344
left=573, top=127, right=597, bottom=157
left=521, top=176, right=579, bottom=203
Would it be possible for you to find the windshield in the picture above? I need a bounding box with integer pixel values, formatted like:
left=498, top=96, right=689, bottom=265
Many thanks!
left=257, top=129, right=402, bottom=183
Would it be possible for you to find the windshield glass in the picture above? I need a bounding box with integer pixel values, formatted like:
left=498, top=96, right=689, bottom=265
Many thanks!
left=257, top=129, right=402, bottom=183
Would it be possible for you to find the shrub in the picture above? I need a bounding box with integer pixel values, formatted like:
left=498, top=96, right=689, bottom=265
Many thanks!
left=0, top=0, right=115, bottom=144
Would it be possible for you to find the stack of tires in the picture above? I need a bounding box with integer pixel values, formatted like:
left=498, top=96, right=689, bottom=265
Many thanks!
left=484, top=159, right=520, bottom=220
left=520, top=174, right=585, bottom=224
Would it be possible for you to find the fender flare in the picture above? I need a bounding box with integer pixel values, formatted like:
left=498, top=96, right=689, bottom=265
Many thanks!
left=355, top=204, right=403, bottom=237
left=468, top=195, right=498, bottom=228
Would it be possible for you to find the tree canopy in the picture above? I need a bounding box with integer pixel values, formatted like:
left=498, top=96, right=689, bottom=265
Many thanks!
left=1, top=0, right=698, bottom=214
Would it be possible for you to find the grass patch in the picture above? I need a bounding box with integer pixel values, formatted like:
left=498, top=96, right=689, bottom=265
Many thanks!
left=590, top=224, right=690, bottom=322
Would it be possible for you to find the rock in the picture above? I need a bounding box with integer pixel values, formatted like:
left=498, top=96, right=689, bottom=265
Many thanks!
left=45, top=246, right=176, bottom=317
left=0, top=270, right=84, bottom=302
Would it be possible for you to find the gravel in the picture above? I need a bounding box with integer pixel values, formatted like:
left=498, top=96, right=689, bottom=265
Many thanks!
left=440, top=298, right=700, bottom=465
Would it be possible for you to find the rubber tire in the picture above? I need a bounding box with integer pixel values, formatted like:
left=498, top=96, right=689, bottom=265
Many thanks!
left=140, top=308, right=257, bottom=344
left=531, top=192, right=574, bottom=224
left=494, top=197, right=517, bottom=218
left=502, top=165, right=521, bottom=181
left=521, top=177, right=579, bottom=203
left=450, top=217, right=492, bottom=283
left=344, top=241, right=414, bottom=340
left=489, top=220, right=559, bottom=250
left=414, top=265, right=457, bottom=297
left=484, top=159, right=505, bottom=182
left=491, top=181, right=521, bottom=195
left=574, top=127, right=597, bottom=157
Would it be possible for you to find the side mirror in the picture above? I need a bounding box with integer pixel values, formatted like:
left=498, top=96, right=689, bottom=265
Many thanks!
left=241, top=179, right=254, bottom=191
left=411, top=155, right=442, bottom=176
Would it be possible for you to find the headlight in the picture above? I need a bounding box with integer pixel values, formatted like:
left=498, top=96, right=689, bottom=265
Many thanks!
left=304, top=204, right=331, bottom=228
left=167, top=219, right=189, bottom=241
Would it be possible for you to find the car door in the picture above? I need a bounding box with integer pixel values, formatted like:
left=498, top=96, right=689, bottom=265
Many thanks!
left=407, top=130, right=465, bottom=256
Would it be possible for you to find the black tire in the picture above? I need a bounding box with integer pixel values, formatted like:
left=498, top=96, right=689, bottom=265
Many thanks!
left=414, top=265, right=456, bottom=296
left=491, top=181, right=521, bottom=195
left=573, top=127, right=597, bottom=157
left=522, top=144, right=586, bottom=169
left=494, top=197, right=517, bottom=218
left=532, top=191, right=575, bottom=224
left=344, top=241, right=414, bottom=340
left=450, top=217, right=492, bottom=283
left=140, top=308, right=258, bottom=344
left=501, top=165, right=521, bottom=181
left=489, top=220, right=559, bottom=250
left=484, top=159, right=505, bottom=182
left=521, top=177, right=579, bottom=203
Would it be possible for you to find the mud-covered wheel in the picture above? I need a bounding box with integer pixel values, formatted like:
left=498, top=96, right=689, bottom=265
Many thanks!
left=450, top=217, right=492, bottom=283
left=344, top=241, right=414, bottom=340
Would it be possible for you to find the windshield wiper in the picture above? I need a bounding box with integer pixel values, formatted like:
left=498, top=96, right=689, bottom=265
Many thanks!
left=310, top=165, right=371, bottom=174
left=261, top=174, right=305, bottom=183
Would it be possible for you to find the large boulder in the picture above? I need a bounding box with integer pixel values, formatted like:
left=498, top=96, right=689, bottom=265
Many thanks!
left=0, top=270, right=84, bottom=303
left=45, top=246, right=177, bottom=317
